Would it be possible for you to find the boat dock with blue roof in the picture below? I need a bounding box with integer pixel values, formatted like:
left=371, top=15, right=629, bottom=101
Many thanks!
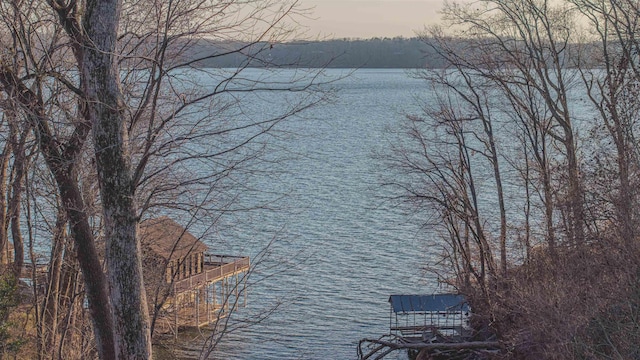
left=358, top=293, right=500, bottom=359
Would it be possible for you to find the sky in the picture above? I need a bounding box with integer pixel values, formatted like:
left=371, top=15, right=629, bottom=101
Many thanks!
left=299, top=0, right=446, bottom=39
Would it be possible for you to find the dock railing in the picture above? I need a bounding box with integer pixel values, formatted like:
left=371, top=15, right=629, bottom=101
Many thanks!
left=172, top=255, right=250, bottom=294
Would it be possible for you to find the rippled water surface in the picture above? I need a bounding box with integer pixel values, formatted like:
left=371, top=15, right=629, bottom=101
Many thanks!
left=200, top=69, right=440, bottom=359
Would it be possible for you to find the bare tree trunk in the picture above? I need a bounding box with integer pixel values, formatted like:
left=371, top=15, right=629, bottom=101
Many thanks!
left=39, top=210, right=67, bottom=359
left=564, top=133, right=585, bottom=245
left=7, top=116, right=29, bottom=279
left=57, top=249, right=82, bottom=359
left=492, top=151, right=507, bottom=275
left=58, top=264, right=85, bottom=360
left=82, top=0, right=152, bottom=357
left=523, top=154, right=532, bottom=261
left=0, top=125, right=10, bottom=267
left=458, top=125, right=497, bottom=284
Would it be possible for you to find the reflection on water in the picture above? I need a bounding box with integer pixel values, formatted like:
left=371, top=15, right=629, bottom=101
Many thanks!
left=186, top=69, right=438, bottom=359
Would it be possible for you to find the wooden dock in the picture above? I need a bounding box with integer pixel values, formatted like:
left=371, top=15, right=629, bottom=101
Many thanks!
left=154, top=254, right=250, bottom=337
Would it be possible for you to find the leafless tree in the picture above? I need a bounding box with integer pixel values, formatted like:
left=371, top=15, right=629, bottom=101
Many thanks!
left=388, top=1, right=640, bottom=358
left=0, top=0, right=325, bottom=358
left=390, top=0, right=585, bottom=291
left=570, top=0, right=640, bottom=247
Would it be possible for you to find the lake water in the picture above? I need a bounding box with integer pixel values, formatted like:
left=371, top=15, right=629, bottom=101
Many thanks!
left=191, top=69, right=442, bottom=359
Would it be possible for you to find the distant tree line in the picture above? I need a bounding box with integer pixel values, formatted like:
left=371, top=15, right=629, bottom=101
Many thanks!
left=184, top=37, right=447, bottom=68
left=183, top=37, right=606, bottom=70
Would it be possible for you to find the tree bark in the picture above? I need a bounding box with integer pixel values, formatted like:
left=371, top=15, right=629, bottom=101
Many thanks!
left=82, top=0, right=152, bottom=357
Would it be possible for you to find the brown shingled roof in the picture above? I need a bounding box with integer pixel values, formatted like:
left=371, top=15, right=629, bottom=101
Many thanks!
left=139, top=217, right=208, bottom=261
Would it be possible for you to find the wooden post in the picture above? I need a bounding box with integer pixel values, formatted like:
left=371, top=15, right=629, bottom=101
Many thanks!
left=220, top=278, right=224, bottom=313
left=235, top=273, right=239, bottom=299
left=206, top=284, right=210, bottom=324
left=174, top=287, right=178, bottom=339
left=389, top=304, right=392, bottom=334
left=223, top=277, right=228, bottom=312
left=212, top=282, right=216, bottom=309
left=243, top=274, right=247, bottom=308
left=195, top=289, right=200, bottom=327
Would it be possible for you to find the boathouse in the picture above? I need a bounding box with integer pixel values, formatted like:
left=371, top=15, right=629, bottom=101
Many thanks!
left=358, top=295, right=500, bottom=359
left=139, top=217, right=250, bottom=336
left=388, top=294, right=470, bottom=340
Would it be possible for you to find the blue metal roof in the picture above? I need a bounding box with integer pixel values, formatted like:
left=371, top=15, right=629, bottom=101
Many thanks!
left=388, top=294, right=470, bottom=313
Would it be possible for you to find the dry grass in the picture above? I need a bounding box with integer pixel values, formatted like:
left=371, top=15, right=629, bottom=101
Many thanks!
left=463, top=237, right=640, bottom=359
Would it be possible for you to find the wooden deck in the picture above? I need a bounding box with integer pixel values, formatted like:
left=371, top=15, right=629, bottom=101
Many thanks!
left=172, top=255, right=250, bottom=294
left=157, top=254, right=250, bottom=336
